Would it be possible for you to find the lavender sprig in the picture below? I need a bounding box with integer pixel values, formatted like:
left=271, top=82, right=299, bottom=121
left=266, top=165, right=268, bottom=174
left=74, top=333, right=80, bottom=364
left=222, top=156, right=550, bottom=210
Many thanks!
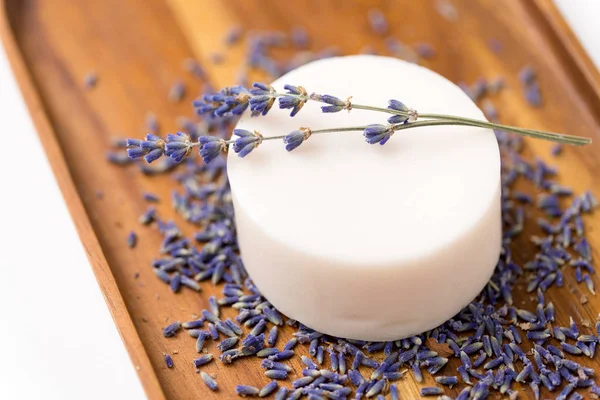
left=129, top=82, right=591, bottom=164
left=193, top=82, right=590, bottom=146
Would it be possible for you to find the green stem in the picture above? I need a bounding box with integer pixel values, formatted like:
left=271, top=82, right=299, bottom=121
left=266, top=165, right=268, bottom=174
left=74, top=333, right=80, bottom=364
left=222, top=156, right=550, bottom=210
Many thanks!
left=236, top=120, right=538, bottom=143
left=270, top=92, right=591, bottom=146
left=261, top=126, right=369, bottom=141
left=419, top=113, right=589, bottom=146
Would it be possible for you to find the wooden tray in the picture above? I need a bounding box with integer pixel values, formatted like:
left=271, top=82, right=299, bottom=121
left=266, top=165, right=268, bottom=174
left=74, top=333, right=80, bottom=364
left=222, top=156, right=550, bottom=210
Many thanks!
left=2, top=0, right=600, bottom=398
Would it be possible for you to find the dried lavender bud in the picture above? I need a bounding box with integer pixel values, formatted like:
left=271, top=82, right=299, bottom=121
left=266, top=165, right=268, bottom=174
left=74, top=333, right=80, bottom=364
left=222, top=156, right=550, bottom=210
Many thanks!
left=292, top=376, right=314, bottom=389
left=83, top=71, right=98, bottom=89
left=224, top=25, right=243, bottom=46
left=290, top=26, right=308, bottom=48
left=127, top=134, right=164, bottom=163
left=257, top=348, right=279, bottom=358
left=258, top=381, right=278, bottom=397
left=561, top=342, right=582, bottom=355
left=365, top=379, right=385, bottom=397
left=420, top=386, right=444, bottom=396
left=260, top=359, right=291, bottom=372
left=162, top=321, right=181, bottom=337
left=320, top=94, right=346, bottom=113
left=265, top=369, right=288, bottom=380
left=127, top=231, right=137, bottom=248
left=269, top=350, right=294, bottom=361
left=367, top=9, right=388, bottom=35
left=217, top=337, right=239, bottom=352
left=232, top=129, right=263, bottom=157
left=168, top=81, right=186, bottom=102
left=363, top=124, right=394, bottom=145
left=236, top=384, right=259, bottom=396
left=435, top=375, right=458, bottom=387
left=274, top=387, right=288, bottom=400
left=414, top=43, right=436, bottom=59
left=301, top=355, right=317, bottom=370
left=183, top=58, right=206, bottom=79
left=164, top=354, right=173, bottom=368
left=200, top=371, right=218, bottom=391
left=193, top=353, right=213, bottom=368
left=283, top=338, right=298, bottom=352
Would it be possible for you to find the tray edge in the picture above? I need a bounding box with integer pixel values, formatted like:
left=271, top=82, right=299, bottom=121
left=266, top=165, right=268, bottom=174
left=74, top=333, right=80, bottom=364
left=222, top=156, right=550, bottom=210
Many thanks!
left=529, top=0, right=600, bottom=114
left=0, top=1, right=166, bottom=398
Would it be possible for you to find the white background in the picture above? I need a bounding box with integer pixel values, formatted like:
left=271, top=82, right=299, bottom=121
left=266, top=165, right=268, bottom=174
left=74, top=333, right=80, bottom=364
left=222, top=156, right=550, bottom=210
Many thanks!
left=0, top=1, right=597, bottom=398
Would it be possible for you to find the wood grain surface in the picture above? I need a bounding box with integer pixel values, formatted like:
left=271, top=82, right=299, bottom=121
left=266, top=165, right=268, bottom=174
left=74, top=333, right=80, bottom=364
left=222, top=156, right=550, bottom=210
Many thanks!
left=2, top=0, right=600, bottom=399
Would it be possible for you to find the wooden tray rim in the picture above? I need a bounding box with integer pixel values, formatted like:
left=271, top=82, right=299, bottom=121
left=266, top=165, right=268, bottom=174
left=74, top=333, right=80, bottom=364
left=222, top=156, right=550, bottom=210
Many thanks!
left=0, top=1, right=597, bottom=399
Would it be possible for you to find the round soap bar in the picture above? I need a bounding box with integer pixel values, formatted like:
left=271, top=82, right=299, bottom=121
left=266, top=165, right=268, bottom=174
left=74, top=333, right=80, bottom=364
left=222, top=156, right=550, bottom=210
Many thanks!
left=228, top=55, right=501, bottom=341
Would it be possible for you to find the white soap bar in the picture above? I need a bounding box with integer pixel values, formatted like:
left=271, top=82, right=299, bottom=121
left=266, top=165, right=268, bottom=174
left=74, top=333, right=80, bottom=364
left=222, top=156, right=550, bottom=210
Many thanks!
left=228, top=55, right=501, bottom=341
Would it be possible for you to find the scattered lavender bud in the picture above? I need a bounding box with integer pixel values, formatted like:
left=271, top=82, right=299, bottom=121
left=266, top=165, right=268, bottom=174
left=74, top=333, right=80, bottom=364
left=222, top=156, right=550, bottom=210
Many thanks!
left=258, top=381, right=278, bottom=397
left=193, top=354, right=213, bottom=368
left=217, top=337, right=239, bottom=352
left=274, top=387, right=288, bottom=400
left=284, top=338, right=299, bottom=351
left=257, top=348, right=279, bottom=358
left=265, top=369, right=288, bottom=380
left=552, top=144, right=563, bottom=157
left=367, top=9, right=388, bottom=35
left=291, top=26, right=309, bottom=48
left=168, top=81, right=186, bottom=102
left=420, top=386, right=444, bottom=396
left=414, top=43, right=436, bottom=59
left=143, top=192, right=160, bottom=203
left=127, top=231, right=137, bottom=248
left=435, top=375, right=458, bottom=387
left=224, top=25, right=243, bottom=46
left=162, top=321, right=181, bottom=337
left=83, top=71, right=98, bottom=89
left=145, top=112, right=159, bottom=133
left=269, top=350, right=294, bottom=361
left=435, top=0, right=458, bottom=21
left=200, top=371, right=218, bottom=391
left=164, top=354, right=173, bottom=368
left=292, top=376, right=314, bottom=388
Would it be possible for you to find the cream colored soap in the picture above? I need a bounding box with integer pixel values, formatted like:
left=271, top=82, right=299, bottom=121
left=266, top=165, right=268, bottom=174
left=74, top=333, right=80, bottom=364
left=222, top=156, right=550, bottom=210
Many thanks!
left=228, top=55, right=501, bottom=341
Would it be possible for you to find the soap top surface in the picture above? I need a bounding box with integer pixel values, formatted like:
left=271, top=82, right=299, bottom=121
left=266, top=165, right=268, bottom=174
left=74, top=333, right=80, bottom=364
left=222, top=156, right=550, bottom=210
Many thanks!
left=228, top=55, right=500, bottom=265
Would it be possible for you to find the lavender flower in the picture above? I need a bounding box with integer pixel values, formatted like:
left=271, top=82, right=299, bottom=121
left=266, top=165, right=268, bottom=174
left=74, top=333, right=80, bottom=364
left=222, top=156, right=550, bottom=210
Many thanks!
left=284, top=128, right=311, bottom=152
left=164, top=132, right=193, bottom=162
left=387, top=100, right=411, bottom=124
left=127, top=134, right=165, bottom=163
left=278, top=84, right=307, bottom=116
left=195, top=86, right=251, bottom=116
left=198, top=136, right=227, bottom=164
left=249, top=83, right=276, bottom=115
left=363, top=124, right=394, bottom=145
left=320, top=95, right=349, bottom=113
left=232, top=129, right=263, bottom=157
